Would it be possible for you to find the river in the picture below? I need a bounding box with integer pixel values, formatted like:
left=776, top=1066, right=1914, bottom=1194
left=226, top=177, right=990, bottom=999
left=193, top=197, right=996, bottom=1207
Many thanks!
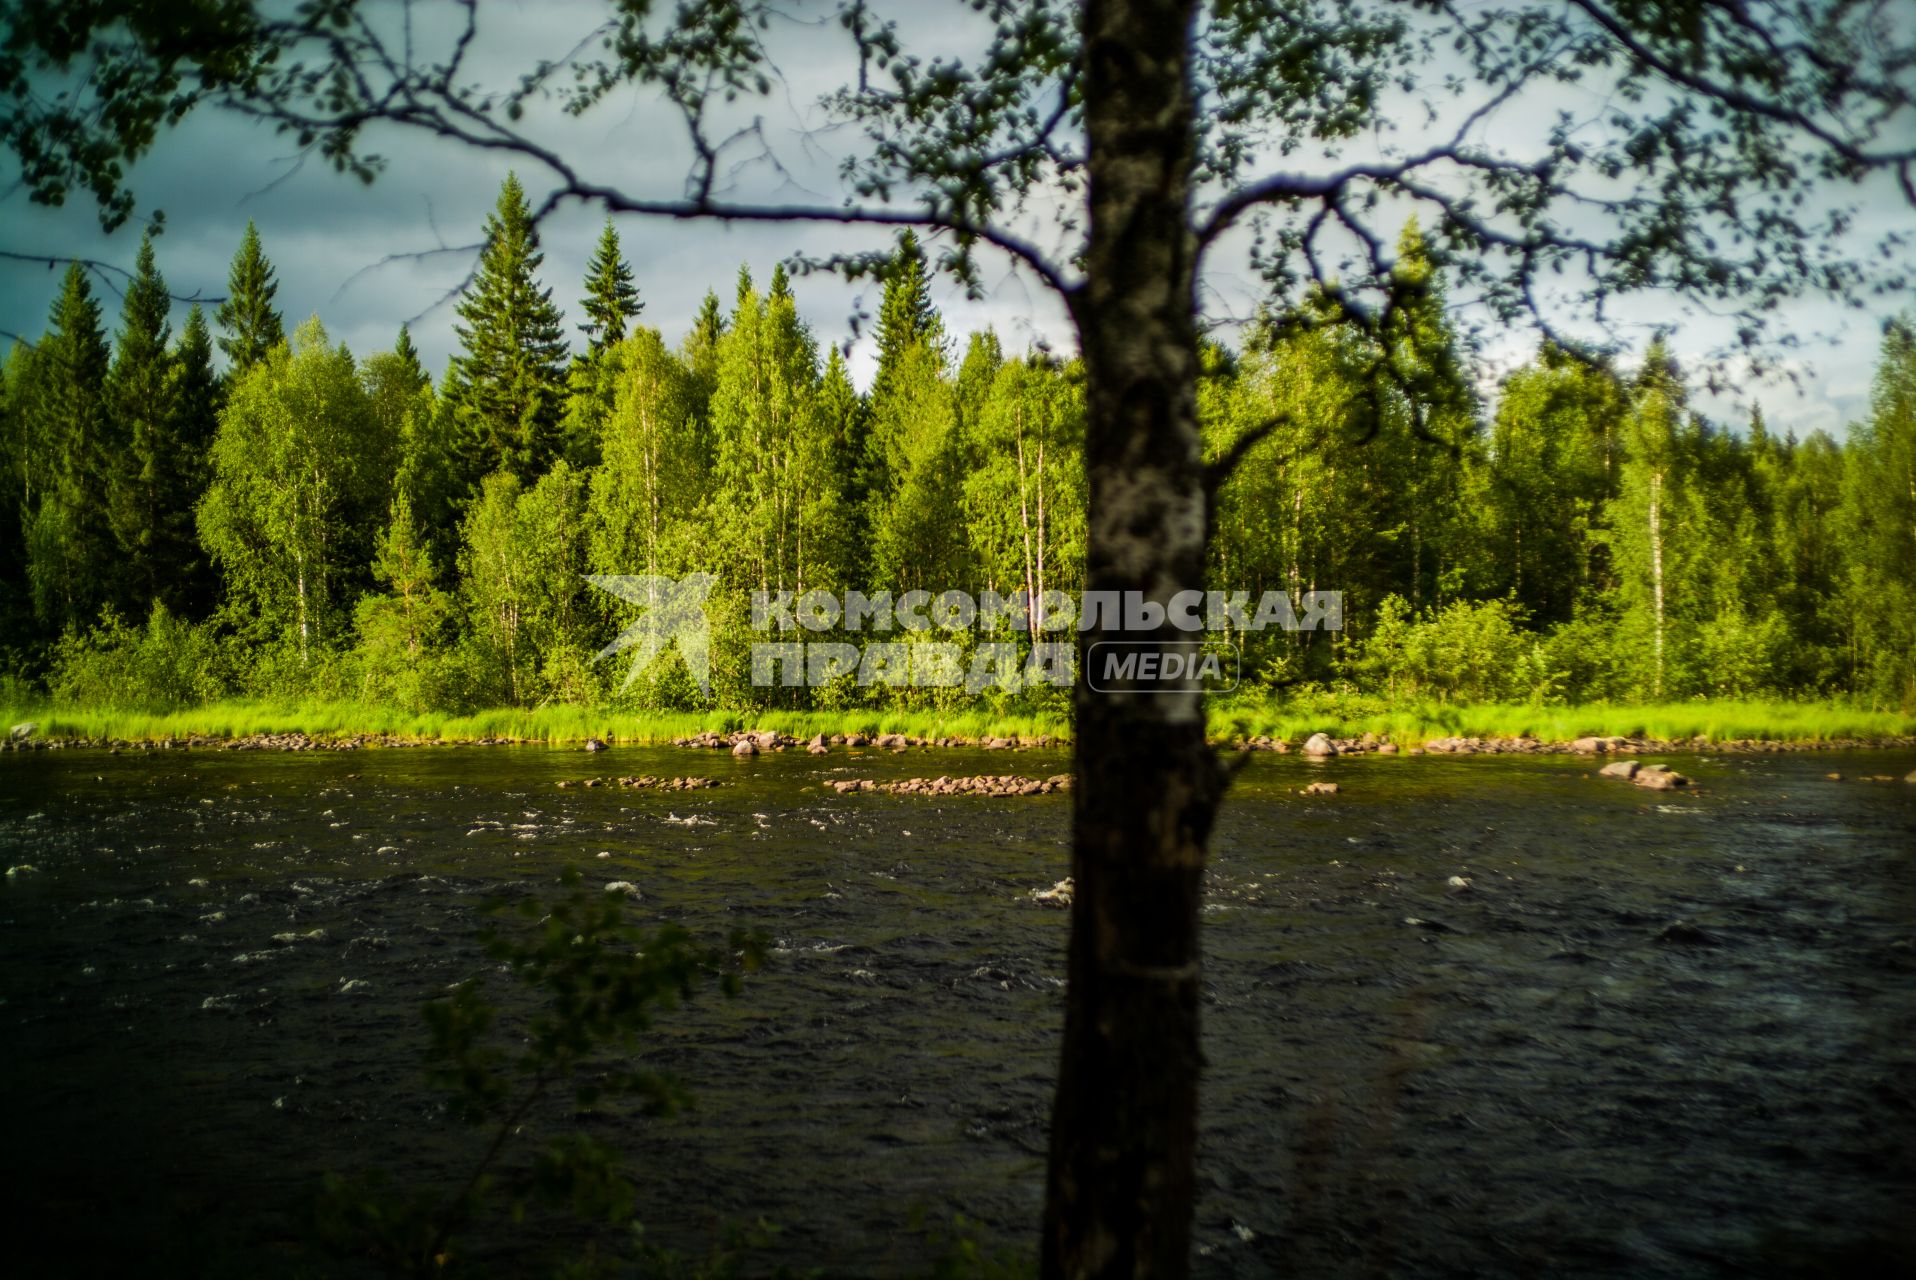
left=3, top=744, right=1913, bottom=1276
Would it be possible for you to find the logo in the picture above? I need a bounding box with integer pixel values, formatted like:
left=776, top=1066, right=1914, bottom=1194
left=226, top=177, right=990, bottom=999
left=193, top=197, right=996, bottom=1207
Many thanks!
left=1086, top=641, right=1239, bottom=693
left=587, top=574, right=716, bottom=693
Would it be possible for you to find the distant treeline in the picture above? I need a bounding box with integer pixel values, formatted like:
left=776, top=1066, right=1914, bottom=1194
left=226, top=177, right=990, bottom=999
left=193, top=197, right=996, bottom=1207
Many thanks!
left=2, top=174, right=1912, bottom=715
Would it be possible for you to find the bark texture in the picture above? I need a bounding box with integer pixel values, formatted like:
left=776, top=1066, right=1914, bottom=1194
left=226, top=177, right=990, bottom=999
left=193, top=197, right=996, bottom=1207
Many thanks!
left=1042, top=0, right=1221, bottom=1275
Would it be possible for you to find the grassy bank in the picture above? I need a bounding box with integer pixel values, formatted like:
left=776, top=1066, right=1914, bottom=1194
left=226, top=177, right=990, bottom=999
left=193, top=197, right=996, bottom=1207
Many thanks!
left=1207, top=697, right=1916, bottom=745
left=5, top=697, right=1915, bottom=749
left=0, top=701, right=1073, bottom=747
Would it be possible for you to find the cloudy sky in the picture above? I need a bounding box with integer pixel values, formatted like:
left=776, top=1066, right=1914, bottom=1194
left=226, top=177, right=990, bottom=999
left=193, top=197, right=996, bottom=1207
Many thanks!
left=2, top=0, right=1906, bottom=436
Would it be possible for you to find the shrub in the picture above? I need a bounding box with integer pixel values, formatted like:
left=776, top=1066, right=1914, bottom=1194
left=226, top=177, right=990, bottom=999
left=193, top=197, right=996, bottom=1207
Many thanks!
left=48, top=603, right=228, bottom=710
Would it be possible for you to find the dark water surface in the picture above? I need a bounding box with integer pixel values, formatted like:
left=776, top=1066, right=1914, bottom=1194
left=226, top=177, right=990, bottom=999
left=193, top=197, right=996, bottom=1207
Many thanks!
left=2, top=745, right=1913, bottom=1277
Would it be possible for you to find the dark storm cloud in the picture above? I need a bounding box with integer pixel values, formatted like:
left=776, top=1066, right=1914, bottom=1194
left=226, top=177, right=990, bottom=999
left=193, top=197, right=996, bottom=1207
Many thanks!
left=0, top=0, right=1898, bottom=431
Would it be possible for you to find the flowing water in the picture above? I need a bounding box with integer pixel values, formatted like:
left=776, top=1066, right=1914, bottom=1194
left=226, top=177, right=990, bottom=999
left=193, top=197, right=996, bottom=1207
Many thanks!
left=2, top=745, right=1913, bottom=1277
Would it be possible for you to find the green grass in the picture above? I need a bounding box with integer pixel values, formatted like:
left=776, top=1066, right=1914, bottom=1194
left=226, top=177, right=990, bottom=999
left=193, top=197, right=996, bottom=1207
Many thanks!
left=4, top=696, right=1911, bottom=748
left=1206, top=696, right=1916, bottom=745
left=0, top=700, right=1072, bottom=746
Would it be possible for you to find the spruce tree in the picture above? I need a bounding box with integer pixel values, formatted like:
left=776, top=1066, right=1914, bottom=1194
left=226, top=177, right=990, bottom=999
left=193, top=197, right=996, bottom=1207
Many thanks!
left=868, top=230, right=942, bottom=409
left=562, top=226, right=639, bottom=470
left=27, top=264, right=119, bottom=632
left=108, top=231, right=194, bottom=615
left=392, top=324, right=429, bottom=391
left=450, top=173, right=569, bottom=484
left=683, top=290, right=726, bottom=395
left=578, top=219, right=641, bottom=355
left=169, top=304, right=221, bottom=615
left=215, top=220, right=286, bottom=372
left=862, top=231, right=950, bottom=565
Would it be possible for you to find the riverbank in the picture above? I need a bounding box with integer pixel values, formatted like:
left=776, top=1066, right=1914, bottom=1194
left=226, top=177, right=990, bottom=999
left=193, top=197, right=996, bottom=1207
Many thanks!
left=3, top=698, right=1913, bottom=754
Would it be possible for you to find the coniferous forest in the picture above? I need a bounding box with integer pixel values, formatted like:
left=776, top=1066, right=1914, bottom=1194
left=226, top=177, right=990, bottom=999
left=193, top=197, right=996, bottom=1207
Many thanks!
left=5, top=173, right=1914, bottom=727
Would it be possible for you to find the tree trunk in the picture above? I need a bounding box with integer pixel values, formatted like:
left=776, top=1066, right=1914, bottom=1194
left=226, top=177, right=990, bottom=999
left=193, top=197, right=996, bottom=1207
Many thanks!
left=1043, top=1, right=1221, bottom=1275
left=1650, top=469, right=1664, bottom=699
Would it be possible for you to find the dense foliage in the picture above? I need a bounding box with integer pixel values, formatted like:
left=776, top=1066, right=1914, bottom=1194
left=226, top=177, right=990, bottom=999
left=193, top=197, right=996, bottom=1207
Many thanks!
left=4, top=193, right=1913, bottom=716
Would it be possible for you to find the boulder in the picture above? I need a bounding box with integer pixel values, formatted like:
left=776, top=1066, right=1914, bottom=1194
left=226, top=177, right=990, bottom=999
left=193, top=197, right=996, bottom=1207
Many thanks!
left=731, top=739, right=758, bottom=757
left=845, top=734, right=870, bottom=748
left=1032, top=878, right=1074, bottom=908
left=1598, top=760, right=1641, bottom=779
left=1376, top=742, right=1399, bottom=755
left=1300, top=781, right=1339, bottom=795
left=1906, top=770, right=1916, bottom=784
left=584, top=738, right=608, bottom=753
left=1633, top=768, right=1689, bottom=790
left=8, top=722, right=37, bottom=741
left=1568, top=735, right=1625, bottom=754
left=808, top=733, right=827, bottom=749
left=807, top=744, right=829, bottom=755
left=1301, top=732, right=1338, bottom=758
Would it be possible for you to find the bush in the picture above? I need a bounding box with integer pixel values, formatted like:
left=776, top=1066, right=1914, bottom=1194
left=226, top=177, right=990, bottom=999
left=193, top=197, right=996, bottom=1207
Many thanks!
left=1352, top=595, right=1551, bottom=703
left=48, top=603, right=229, bottom=710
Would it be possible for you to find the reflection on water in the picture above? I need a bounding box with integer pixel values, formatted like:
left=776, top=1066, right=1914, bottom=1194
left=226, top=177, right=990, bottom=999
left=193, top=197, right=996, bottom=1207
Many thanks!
left=2, top=745, right=1913, bottom=1276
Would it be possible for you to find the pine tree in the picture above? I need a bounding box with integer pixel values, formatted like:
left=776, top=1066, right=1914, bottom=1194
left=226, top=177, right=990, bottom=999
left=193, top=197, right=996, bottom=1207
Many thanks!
left=27, top=263, right=120, bottom=632
left=449, top=173, right=570, bottom=485
left=579, top=219, right=641, bottom=354
left=215, top=220, right=286, bottom=372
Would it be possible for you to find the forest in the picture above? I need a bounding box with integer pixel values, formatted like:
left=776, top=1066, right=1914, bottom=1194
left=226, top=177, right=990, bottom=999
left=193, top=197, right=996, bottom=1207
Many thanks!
left=4, top=173, right=1914, bottom=724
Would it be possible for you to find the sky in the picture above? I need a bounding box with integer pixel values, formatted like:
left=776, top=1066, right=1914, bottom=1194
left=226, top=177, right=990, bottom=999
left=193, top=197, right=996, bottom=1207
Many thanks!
left=1, top=0, right=1906, bottom=437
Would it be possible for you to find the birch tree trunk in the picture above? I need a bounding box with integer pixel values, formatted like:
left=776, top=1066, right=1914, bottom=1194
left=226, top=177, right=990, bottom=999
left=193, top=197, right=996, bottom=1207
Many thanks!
left=1650, top=469, right=1665, bottom=699
left=1043, top=0, right=1222, bottom=1273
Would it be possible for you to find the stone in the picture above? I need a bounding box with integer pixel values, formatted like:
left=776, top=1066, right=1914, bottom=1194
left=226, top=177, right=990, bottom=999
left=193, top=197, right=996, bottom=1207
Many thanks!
left=731, top=739, right=758, bottom=757
left=1301, top=732, right=1338, bottom=758
left=1633, top=769, right=1689, bottom=790
left=809, top=734, right=827, bottom=749
left=807, top=744, right=829, bottom=755
left=1300, top=781, right=1339, bottom=795
left=1598, top=760, right=1641, bottom=779
left=845, top=734, right=869, bottom=748
left=1906, top=770, right=1916, bottom=784
left=1826, top=771, right=1843, bottom=781
left=584, top=738, right=608, bottom=753
left=1569, top=736, right=1621, bottom=753
left=9, top=722, right=37, bottom=741
left=1031, top=878, right=1074, bottom=908
left=1377, top=742, right=1399, bottom=755
left=604, top=881, right=641, bottom=897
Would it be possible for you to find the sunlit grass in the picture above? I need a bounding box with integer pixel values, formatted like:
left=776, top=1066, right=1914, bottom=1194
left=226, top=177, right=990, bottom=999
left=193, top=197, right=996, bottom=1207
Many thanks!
left=1207, top=697, right=1916, bottom=745
left=0, top=700, right=1073, bottom=746
left=3, top=696, right=1909, bottom=747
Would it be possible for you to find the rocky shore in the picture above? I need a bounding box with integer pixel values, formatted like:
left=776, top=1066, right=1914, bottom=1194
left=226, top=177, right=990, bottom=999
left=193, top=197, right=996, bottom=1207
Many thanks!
left=556, top=775, right=722, bottom=790
left=828, top=773, right=1074, bottom=797
left=670, top=729, right=1060, bottom=755
left=1238, top=730, right=1916, bottom=757
left=4, top=719, right=1913, bottom=761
